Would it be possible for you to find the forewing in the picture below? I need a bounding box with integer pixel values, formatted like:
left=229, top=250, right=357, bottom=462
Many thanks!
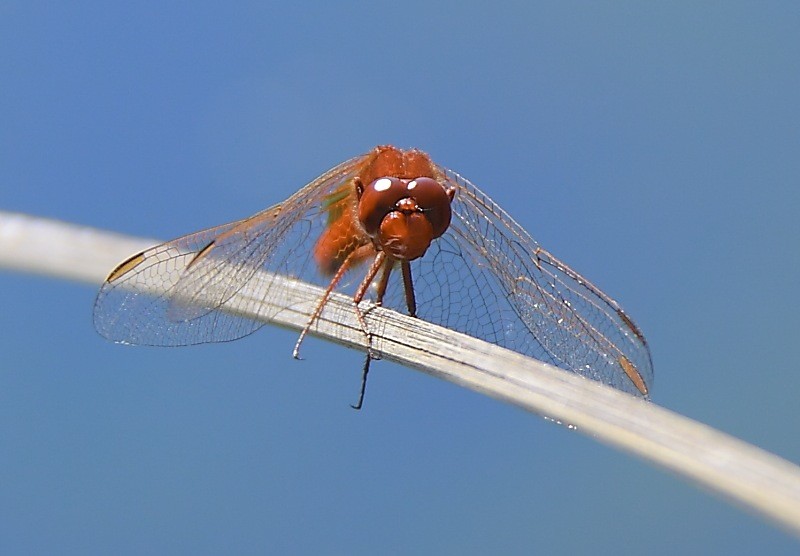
left=381, top=165, right=654, bottom=396
left=93, top=155, right=366, bottom=346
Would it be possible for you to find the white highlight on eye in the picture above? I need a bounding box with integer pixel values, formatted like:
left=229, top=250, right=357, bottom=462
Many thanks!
left=407, top=180, right=417, bottom=190
left=374, top=178, right=393, bottom=191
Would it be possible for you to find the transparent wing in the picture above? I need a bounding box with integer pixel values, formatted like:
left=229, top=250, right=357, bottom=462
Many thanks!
left=378, top=165, right=653, bottom=397
left=93, top=155, right=367, bottom=346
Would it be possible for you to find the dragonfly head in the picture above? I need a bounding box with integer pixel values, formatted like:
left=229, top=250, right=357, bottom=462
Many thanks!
left=357, top=176, right=453, bottom=260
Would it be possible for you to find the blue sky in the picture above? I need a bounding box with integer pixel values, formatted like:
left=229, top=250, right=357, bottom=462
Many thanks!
left=2, top=2, right=800, bottom=554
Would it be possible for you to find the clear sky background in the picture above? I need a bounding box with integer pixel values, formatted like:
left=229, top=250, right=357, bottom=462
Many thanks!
left=2, top=2, right=799, bottom=554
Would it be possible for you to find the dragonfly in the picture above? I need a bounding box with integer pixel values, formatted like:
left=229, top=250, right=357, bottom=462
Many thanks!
left=94, top=145, right=653, bottom=408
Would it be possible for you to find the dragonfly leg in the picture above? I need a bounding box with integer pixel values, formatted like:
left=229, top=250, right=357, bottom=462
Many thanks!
left=400, top=260, right=417, bottom=317
left=345, top=251, right=393, bottom=410
left=352, top=251, right=388, bottom=359
left=373, top=254, right=394, bottom=307
left=350, top=353, right=370, bottom=410
left=293, top=247, right=364, bottom=360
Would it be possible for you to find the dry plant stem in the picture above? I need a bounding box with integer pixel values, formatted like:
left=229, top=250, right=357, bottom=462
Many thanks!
left=2, top=210, right=800, bottom=538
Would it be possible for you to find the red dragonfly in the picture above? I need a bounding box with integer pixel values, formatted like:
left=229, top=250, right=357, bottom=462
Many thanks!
left=94, top=145, right=653, bottom=407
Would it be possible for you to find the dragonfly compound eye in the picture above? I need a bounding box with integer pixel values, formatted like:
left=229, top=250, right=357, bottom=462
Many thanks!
left=404, top=177, right=452, bottom=239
